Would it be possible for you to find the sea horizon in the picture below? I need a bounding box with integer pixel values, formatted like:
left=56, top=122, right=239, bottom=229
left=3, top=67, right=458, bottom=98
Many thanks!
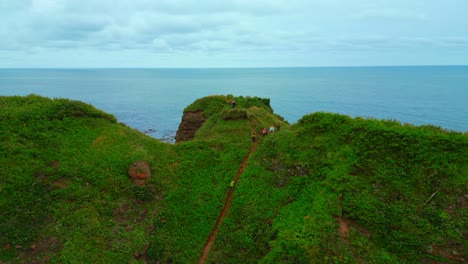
left=1, top=65, right=467, bottom=142
left=1, top=64, right=468, bottom=70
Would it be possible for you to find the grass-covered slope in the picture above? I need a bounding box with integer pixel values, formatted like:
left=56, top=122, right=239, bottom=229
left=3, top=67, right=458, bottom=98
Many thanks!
left=191, top=95, right=286, bottom=143
left=1, top=94, right=466, bottom=263
left=148, top=95, right=286, bottom=262
left=0, top=94, right=283, bottom=263
left=210, top=113, right=467, bottom=263
left=0, top=95, right=176, bottom=263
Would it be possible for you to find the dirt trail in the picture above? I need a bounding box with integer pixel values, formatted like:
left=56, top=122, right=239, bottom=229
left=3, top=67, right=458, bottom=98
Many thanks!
left=198, top=141, right=258, bottom=264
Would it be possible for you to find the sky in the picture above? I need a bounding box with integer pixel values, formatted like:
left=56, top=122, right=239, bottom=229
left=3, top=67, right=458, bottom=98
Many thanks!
left=1, top=0, right=468, bottom=68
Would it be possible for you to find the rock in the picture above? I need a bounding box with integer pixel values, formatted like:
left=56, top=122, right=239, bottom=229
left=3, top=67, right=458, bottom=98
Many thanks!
left=144, top=128, right=157, bottom=134
left=160, top=131, right=176, bottom=143
left=50, top=160, right=60, bottom=168
left=426, top=245, right=433, bottom=255
left=175, top=111, right=207, bottom=143
left=49, top=237, right=59, bottom=244
left=128, top=161, right=151, bottom=186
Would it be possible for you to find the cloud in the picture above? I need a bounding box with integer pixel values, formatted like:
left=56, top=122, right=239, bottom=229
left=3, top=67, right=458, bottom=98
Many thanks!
left=3, top=1, right=282, bottom=51
left=353, top=8, right=427, bottom=21
left=15, top=1, right=298, bottom=55
left=1, top=0, right=468, bottom=67
left=30, top=0, right=64, bottom=13
left=437, top=37, right=468, bottom=48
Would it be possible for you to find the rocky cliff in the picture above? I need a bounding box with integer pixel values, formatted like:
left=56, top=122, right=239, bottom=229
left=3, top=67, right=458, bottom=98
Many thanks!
left=174, top=110, right=207, bottom=143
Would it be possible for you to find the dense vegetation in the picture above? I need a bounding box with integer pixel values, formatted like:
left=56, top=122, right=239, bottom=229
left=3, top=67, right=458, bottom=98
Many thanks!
left=1, top=95, right=174, bottom=263
left=0, top=94, right=466, bottom=263
left=213, top=113, right=467, bottom=263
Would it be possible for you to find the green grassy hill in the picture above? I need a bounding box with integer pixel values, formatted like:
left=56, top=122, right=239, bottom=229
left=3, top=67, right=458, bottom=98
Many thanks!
left=1, top=94, right=466, bottom=263
left=212, top=113, right=467, bottom=263
left=1, top=95, right=175, bottom=263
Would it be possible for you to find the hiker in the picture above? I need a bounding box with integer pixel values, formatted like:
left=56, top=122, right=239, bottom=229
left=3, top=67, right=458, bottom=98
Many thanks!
left=276, top=123, right=280, bottom=131
left=251, top=131, right=256, bottom=143
left=262, top=128, right=267, bottom=136
left=269, top=124, right=275, bottom=133
left=231, top=100, right=236, bottom=109
left=230, top=180, right=235, bottom=190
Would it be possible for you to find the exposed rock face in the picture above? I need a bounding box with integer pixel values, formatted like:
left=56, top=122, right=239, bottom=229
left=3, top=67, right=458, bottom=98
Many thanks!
left=175, top=111, right=207, bottom=143
left=128, top=161, right=151, bottom=186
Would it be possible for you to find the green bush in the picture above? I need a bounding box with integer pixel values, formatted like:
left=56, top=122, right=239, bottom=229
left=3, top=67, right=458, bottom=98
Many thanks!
left=220, top=108, right=248, bottom=120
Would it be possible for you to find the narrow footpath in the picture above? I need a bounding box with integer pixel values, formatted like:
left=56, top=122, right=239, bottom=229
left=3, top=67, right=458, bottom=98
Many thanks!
left=198, top=141, right=258, bottom=264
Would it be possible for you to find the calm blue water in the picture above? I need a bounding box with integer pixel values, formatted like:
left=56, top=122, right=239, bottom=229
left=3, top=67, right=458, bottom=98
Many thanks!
left=1, top=66, right=467, bottom=141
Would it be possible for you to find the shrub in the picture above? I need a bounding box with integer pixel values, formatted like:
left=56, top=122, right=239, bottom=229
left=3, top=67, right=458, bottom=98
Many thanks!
left=220, top=108, right=248, bottom=120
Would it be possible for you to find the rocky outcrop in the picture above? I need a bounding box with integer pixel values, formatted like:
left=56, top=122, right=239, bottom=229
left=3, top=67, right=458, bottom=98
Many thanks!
left=175, top=111, right=207, bottom=143
left=128, top=161, right=151, bottom=186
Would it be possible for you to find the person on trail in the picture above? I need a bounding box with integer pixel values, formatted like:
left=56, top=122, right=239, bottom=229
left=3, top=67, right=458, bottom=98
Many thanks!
left=276, top=123, right=280, bottom=131
left=262, top=127, right=267, bottom=136
left=251, top=131, right=256, bottom=143
left=269, top=124, right=275, bottom=133
left=230, top=180, right=235, bottom=190
left=231, top=100, right=236, bottom=109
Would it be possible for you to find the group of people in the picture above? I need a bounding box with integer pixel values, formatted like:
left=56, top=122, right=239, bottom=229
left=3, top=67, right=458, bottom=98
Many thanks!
left=229, top=99, right=282, bottom=142
left=251, top=123, right=280, bottom=142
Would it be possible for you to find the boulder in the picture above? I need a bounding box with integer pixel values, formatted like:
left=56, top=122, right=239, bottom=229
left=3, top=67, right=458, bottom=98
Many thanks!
left=128, top=161, right=151, bottom=186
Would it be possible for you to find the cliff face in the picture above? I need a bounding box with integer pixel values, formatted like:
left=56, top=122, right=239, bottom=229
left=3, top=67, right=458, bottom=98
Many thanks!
left=175, top=111, right=207, bottom=143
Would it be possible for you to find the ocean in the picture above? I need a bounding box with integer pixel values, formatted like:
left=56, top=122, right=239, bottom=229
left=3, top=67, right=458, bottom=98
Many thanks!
left=1, top=66, right=467, bottom=141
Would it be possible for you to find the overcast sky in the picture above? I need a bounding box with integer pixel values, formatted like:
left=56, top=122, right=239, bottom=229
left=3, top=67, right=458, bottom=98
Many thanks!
left=1, top=0, right=468, bottom=68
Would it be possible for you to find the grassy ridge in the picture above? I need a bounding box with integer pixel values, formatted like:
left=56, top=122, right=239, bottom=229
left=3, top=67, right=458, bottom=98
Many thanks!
left=210, top=112, right=467, bottom=263
left=1, top=95, right=175, bottom=263
left=0, top=94, right=283, bottom=263
left=147, top=95, right=285, bottom=262
left=1, top=95, right=466, bottom=263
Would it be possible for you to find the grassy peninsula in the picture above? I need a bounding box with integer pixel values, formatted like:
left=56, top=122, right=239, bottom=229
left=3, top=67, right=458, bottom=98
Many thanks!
left=1, top=94, right=466, bottom=263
